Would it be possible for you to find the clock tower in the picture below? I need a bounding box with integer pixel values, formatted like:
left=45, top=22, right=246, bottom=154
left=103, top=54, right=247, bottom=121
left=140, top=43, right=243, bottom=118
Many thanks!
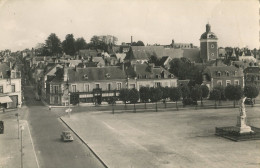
left=200, top=24, right=218, bottom=62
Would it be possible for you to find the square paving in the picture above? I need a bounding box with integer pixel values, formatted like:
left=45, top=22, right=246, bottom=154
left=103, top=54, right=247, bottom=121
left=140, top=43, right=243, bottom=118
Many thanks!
left=61, top=107, right=260, bottom=168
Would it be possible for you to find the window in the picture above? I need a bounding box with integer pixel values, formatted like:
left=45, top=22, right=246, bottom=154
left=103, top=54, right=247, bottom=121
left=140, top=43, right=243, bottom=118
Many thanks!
left=72, top=85, right=76, bottom=92
left=156, top=75, right=161, bottom=79
left=11, top=72, right=15, bottom=78
left=234, top=71, right=237, bottom=76
left=217, top=71, right=221, bottom=77
left=217, top=80, right=222, bottom=86
left=54, top=85, right=59, bottom=93
left=155, top=82, right=161, bottom=87
left=226, top=80, right=231, bottom=86
left=11, top=84, right=15, bottom=92
left=116, top=83, right=122, bottom=90
left=95, top=83, right=100, bottom=89
left=211, top=44, right=214, bottom=48
left=84, top=84, right=89, bottom=92
left=211, top=53, right=214, bottom=57
left=0, top=86, right=3, bottom=93
left=107, top=83, right=111, bottom=91
left=226, top=72, right=229, bottom=76
left=234, top=80, right=239, bottom=85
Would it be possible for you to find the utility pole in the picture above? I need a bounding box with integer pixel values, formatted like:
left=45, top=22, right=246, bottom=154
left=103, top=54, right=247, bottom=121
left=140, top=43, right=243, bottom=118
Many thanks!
left=15, top=113, right=20, bottom=139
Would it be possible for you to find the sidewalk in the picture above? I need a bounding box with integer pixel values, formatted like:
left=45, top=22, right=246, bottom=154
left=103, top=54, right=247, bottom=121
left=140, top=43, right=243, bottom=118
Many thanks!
left=0, top=119, right=39, bottom=168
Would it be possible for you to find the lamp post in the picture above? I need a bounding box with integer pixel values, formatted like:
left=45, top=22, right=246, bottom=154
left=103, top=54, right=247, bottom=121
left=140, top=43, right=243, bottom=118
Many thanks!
left=20, top=125, right=24, bottom=168
left=15, top=113, right=20, bottom=139
left=66, top=92, right=71, bottom=117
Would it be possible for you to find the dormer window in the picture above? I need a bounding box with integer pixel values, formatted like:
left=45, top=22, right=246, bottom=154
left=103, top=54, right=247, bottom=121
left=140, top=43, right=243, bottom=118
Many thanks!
left=217, top=71, right=221, bottom=77
left=226, top=71, right=229, bottom=76
left=171, top=74, right=174, bottom=78
left=105, top=73, right=111, bottom=78
left=156, top=75, right=161, bottom=79
left=144, top=75, right=148, bottom=79
left=83, top=74, right=88, bottom=79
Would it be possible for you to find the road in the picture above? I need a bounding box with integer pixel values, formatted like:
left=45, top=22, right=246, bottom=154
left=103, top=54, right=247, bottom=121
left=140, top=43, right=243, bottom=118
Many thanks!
left=24, top=85, right=105, bottom=168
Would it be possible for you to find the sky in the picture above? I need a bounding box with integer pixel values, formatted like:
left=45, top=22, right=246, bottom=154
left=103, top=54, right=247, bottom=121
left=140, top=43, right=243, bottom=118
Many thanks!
left=0, top=0, right=259, bottom=51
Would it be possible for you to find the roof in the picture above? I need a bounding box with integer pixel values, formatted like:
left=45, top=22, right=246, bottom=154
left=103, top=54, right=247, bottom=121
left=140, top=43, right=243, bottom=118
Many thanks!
left=79, top=49, right=98, bottom=58
left=50, top=66, right=127, bottom=83
left=200, top=24, right=218, bottom=40
left=204, top=65, right=244, bottom=77
left=125, top=46, right=165, bottom=60
left=125, top=63, right=175, bottom=79
left=244, top=66, right=260, bottom=74
left=182, top=48, right=201, bottom=63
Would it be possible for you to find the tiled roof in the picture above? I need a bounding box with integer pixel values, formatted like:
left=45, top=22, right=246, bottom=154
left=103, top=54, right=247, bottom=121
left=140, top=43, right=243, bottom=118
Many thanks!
left=50, top=66, right=126, bottom=83
left=182, top=48, right=201, bottom=63
left=125, top=63, right=175, bottom=79
left=244, top=67, right=260, bottom=74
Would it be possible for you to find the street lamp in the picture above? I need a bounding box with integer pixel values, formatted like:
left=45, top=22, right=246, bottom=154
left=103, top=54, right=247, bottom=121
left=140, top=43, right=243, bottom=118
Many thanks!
left=15, top=113, right=20, bottom=139
left=20, top=125, right=24, bottom=168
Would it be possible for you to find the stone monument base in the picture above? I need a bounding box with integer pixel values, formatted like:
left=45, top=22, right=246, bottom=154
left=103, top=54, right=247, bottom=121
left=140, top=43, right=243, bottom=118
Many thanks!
left=215, top=126, right=260, bottom=141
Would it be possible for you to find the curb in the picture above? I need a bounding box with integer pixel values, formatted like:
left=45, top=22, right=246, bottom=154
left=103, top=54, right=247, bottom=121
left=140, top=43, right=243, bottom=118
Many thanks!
left=59, top=117, right=109, bottom=168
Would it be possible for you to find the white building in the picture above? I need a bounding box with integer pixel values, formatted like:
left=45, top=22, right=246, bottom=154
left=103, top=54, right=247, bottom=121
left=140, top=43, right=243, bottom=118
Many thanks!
left=0, top=63, right=22, bottom=108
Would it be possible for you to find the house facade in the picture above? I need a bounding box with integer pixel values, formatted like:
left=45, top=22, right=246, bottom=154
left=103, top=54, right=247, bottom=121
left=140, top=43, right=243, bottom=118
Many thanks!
left=244, top=66, right=260, bottom=88
left=202, top=64, right=244, bottom=90
left=0, top=63, right=22, bottom=108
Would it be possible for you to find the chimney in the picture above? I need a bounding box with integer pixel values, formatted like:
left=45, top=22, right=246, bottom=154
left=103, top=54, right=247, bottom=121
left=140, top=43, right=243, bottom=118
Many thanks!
left=131, top=36, right=133, bottom=45
left=121, top=63, right=125, bottom=71
left=133, top=64, right=136, bottom=72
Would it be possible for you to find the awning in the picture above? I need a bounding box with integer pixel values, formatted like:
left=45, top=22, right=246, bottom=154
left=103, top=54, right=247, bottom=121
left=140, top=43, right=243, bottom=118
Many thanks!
left=0, top=96, right=13, bottom=103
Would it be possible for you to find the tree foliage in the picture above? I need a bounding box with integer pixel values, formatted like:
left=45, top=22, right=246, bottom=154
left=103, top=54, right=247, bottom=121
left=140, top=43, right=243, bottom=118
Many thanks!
left=132, top=41, right=145, bottom=46
left=119, top=88, right=129, bottom=109
left=169, top=87, right=182, bottom=110
left=225, top=85, right=243, bottom=108
left=179, top=84, right=190, bottom=99
left=190, top=85, right=202, bottom=102
left=244, top=84, right=259, bottom=99
left=200, top=85, right=209, bottom=106
left=62, top=34, right=76, bottom=56
left=75, top=37, right=87, bottom=52
left=45, top=33, right=62, bottom=56
left=139, top=87, right=150, bottom=109
left=210, top=88, right=221, bottom=108
left=128, top=88, right=139, bottom=104
left=149, top=87, right=163, bottom=112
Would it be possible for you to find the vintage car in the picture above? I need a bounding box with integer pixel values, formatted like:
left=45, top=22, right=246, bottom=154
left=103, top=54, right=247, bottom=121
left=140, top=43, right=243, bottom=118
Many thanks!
left=245, top=98, right=254, bottom=105
left=61, top=131, right=74, bottom=142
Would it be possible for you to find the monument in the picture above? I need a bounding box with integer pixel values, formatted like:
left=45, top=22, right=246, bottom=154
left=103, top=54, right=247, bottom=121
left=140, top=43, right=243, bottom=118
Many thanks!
left=215, top=97, right=260, bottom=141
left=234, top=97, right=254, bottom=134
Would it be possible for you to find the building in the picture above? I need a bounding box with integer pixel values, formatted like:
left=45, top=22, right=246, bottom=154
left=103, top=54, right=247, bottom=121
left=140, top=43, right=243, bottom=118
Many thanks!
left=48, top=66, right=127, bottom=105
left=0, top=63, right=22, bottom=108
left=244, top=66, right=260, bottom=88
left=200, top=23, right=218, bottom=62
left=202, top=63, right=244, bottom=90
left=125, top=63, right=178, bottom=90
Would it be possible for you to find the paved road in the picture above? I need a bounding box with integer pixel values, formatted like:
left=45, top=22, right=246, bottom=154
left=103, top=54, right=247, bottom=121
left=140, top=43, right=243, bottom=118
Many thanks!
left=24, top=85, right=105, bottom=168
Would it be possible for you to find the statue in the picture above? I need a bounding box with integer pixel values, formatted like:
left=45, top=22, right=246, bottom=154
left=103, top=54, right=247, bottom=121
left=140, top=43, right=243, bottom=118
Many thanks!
left=235, top=97, right=254, bottom=134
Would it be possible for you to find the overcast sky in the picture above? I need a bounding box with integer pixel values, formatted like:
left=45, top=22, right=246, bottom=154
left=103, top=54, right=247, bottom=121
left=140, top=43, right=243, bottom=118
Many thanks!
left=0, top=0, right=258, bottom=51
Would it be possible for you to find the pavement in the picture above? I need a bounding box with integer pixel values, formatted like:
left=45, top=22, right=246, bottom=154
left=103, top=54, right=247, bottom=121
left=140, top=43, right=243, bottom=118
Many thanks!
left=23, top=85, right=105, bottom=168
left=0, top=117, right=39, bottom=168
left=61, top=107, right=260, bottom=168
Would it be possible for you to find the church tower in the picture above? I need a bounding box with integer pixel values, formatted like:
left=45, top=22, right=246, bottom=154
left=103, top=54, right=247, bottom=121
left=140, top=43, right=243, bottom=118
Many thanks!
left=200, top=23, right=218, bottom=62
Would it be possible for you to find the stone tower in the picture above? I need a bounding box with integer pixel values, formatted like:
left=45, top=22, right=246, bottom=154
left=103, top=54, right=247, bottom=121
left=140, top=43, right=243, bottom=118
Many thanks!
left=200, top=23, right=218, bottom=62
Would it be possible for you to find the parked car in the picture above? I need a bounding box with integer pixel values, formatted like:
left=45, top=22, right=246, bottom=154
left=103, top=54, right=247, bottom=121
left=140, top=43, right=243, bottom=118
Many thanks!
left=245, top=98, right=254, bottom=105
left=61, top=131, right=73, bottom=142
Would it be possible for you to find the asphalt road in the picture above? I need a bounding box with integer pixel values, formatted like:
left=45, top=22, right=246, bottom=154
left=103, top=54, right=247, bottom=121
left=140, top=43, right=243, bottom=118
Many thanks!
left=24, top=85, right=105, bottom=168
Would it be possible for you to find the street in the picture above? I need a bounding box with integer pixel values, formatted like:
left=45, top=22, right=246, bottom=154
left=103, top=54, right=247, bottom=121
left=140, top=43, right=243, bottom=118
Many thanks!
left=24, top=85, right=105, bottom=168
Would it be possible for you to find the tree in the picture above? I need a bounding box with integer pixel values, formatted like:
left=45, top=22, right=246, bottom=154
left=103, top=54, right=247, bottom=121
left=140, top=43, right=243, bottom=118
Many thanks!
left=200, top=85, right=209, bottom=106
left=132, top=40, right=145, bottom=46
left=179, top=84, right=190, bottom=99
left=149, top=87, right=163, bottom=112
left=119, top=88, right=129, bottom=110
left=62, top=34, right=76, bottom=56
left=190, top=85, right=202, bottom=109
left=148, top=55, right=160, bottom=66
left=45, top=33, right=62, bottom=56
left=139, top=87, right=150, bottom=109
left=225, top=85, right=243, bottom=108
left=75, top=37, right=87, bottom=52
left=169, top=87, right=182, bottom=110
left=210, top=88, right=221, bottom=109
left=214, top=85, right=226, bottom=105
left=244, top=84, right=259, bottom=107
left=161, top=87, right=170, bottom=108
left=128, top=88, right=140, bottom=112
